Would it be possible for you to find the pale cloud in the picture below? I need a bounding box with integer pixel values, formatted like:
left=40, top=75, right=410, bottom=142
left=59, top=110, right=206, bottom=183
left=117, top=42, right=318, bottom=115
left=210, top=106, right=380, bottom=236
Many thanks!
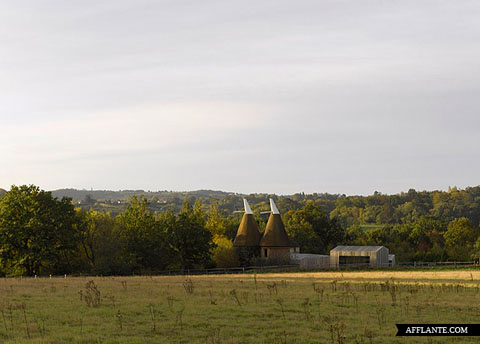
left=1, top=1, right=480, bottom=194
left=1, top=101, right=271, bottom=161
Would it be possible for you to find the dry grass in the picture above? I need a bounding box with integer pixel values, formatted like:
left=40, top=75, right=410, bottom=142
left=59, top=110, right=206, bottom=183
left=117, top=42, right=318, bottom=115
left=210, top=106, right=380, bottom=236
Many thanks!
left=0, top=270, right=479, bottom=343
left=243, top=270, right=480, bottom=283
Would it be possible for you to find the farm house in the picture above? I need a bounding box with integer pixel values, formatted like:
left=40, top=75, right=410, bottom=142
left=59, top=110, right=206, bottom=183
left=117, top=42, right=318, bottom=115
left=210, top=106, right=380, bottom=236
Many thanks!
left=329, top=246, right=394, bottom=268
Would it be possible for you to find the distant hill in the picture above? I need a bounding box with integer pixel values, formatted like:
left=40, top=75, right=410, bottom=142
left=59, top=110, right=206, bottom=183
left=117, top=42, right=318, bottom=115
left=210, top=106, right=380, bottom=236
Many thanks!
left=49, top=188, right=244, bottom=216
left=51, top=188, right=236, bottom=202
left=0, top=188, right=6, bottom=198
left=48, top=188, right=341, bottom=217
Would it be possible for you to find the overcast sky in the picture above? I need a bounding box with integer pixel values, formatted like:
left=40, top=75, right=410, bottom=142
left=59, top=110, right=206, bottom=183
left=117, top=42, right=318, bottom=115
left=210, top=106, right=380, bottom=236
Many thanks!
left=1, top=0, right=479, bottom=195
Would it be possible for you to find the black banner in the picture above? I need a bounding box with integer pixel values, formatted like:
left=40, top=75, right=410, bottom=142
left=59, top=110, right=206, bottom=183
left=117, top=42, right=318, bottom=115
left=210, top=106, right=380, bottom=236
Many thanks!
left=396, top=324, right=480, bottom=336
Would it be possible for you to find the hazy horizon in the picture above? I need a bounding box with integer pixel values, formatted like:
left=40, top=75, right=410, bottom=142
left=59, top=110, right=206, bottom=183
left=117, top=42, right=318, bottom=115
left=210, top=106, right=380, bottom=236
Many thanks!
left=2, top=1, right=479, bottom=195
left=2, top=184, right=477, bottom=198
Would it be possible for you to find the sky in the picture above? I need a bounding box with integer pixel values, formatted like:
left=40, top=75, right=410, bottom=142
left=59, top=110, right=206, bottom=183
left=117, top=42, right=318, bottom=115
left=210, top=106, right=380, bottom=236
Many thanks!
left=1, top=0, right=479, bottom=195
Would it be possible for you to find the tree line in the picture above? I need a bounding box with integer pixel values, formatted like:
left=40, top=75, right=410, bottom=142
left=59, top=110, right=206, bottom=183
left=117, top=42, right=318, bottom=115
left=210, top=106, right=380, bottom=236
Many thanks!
left=57, top=186, right=480, bottom=227
left=0, top=186, right=213, bottom=276
left=1, top=185, right=480, bottom=276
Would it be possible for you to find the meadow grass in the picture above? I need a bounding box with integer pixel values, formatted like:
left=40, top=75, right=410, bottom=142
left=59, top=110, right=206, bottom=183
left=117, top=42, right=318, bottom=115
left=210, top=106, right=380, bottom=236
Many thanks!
left=1, top=270, right=480, bottom=343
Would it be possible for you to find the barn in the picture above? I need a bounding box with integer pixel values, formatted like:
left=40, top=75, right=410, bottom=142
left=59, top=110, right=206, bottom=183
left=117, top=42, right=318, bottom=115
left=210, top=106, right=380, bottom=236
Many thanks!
left=330, top=246, right=391, bottom=268
left=290, top=253, right=330, bottom=269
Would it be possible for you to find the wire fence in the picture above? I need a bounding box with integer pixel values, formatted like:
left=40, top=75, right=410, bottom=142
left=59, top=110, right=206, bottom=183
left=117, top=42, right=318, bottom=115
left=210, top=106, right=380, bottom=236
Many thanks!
left=395, top=261, right=477, bottom=268
left=5, top=261, right=479, bottom=279
left=147, top=261, right=479, bottom=276
left=153, top=265, right=300, bottom=276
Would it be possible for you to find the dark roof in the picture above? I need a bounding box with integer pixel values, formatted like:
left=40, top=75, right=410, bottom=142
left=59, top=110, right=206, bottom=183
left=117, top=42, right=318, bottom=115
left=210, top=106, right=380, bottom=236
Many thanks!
left=233, top=213, right=261, bottom=247
left=331, top=246, right=386, bottom=252
left=260, top=214, right=292, bottom=247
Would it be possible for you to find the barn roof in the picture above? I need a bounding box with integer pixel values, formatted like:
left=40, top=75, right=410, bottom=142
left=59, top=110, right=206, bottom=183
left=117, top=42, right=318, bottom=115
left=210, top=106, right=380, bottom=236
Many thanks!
left=331, top=246, right=386, bottom=252
left=233, top=213, right=261, bottom=247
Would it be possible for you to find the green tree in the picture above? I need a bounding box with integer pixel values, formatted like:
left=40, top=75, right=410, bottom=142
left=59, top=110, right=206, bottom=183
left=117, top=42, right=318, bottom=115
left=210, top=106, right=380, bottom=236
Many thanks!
left=212, top=235, right=239, bottom=268
left=117, top=196, right=172, bottom=272
left=0, top=185, right=77, bottom=275
left=76, top=209, right=131, bottom=274
left=444, top=218, right=477, bottom=247
left=205, top=201, right=227, bottom=236
left=408, top=217, right=447, bottom=260
left=344, top=225, right=368, bottom=246
left=165, top=200, right=214, bottom=270
left=284, top=202, right=345, bottom=254
left=283, top=210, right=321, bottom=253
left=444, top=217, right=478, bottom=260
left=224, top=216, right=241, bottom=241
left=304, top=201, right=345, bottom=253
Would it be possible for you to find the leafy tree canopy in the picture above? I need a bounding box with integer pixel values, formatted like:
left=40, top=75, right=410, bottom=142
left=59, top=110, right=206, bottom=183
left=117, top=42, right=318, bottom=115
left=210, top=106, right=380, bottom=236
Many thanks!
left=0, top=185, right=77, bottom=275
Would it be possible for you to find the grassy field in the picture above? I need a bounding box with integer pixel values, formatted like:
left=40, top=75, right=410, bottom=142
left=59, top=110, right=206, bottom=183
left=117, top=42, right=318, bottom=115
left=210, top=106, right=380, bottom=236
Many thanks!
left=1, top=270, right=480, bottom=343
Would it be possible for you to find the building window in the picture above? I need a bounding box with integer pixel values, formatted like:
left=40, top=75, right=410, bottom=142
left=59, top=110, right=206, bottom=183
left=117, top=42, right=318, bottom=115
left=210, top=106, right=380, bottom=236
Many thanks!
left=264, top=249, right=268, bottom=257
left=339, top=256, right=370, bottom=266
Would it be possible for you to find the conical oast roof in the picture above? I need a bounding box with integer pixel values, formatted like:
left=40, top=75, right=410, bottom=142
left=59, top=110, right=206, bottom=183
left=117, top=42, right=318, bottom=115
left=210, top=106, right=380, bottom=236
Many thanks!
left=260, top=199, right=292, bottom=247
left=233, top=213, right=261, bottom=247
left=260, top=213, right=292, bottom=247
